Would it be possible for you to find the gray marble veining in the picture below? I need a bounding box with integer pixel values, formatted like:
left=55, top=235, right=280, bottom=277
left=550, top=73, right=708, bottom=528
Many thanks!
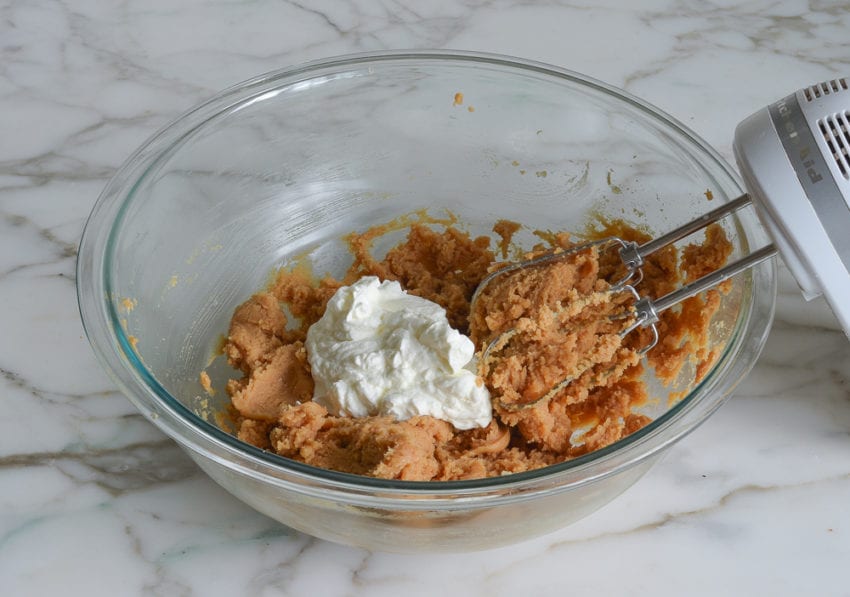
left=2, top=0, right=850, bottom=594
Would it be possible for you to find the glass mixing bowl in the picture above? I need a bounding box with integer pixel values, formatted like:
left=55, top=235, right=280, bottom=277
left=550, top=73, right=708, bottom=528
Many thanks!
left=77, top=51, right=776, bottom=552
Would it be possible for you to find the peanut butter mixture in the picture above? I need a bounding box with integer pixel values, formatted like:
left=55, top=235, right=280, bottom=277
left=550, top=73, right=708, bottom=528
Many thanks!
left=218, top=215, right=732, bottom=481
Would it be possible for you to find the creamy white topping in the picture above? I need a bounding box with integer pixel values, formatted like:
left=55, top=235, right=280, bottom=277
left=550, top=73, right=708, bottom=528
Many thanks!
left=305, top=276, right=492, bottom=429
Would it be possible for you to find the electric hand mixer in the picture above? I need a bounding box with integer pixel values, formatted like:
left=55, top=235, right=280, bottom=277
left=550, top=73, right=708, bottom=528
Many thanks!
left=472, top=78, right=850, bottom=407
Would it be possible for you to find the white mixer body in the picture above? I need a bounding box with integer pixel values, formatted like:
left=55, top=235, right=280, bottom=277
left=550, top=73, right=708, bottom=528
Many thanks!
left=734, top=78, right=850, bottom=337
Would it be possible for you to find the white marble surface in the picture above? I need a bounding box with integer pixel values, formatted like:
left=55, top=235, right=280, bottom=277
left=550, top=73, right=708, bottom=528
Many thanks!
left=3, top=0, right=850, bottom=594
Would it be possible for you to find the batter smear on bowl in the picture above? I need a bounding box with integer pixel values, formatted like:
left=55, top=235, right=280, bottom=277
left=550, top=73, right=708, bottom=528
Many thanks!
left=218, top=215, right=732, bottom=481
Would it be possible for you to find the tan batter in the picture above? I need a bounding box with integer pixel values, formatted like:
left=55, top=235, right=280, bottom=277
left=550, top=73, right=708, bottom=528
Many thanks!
left=217, top=215, right=732, bottom=481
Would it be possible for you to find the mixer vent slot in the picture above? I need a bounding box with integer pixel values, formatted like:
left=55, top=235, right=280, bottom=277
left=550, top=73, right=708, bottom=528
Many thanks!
left=818, top=112, right=850, bottom=179
left=804, top=78, right=849, bottom=101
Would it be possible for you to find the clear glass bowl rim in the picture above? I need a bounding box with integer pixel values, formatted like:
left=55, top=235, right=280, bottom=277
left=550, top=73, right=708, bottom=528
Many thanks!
left=76, top=49, right=776, bottom=504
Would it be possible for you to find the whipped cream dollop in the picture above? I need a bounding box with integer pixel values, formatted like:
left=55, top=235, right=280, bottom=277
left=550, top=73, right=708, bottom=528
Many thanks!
left=305, top=276, right=492, bottom=429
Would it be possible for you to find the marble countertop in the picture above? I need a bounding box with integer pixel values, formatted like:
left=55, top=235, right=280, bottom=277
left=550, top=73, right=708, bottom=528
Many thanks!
left=3, top=0, right=850, bottom=594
